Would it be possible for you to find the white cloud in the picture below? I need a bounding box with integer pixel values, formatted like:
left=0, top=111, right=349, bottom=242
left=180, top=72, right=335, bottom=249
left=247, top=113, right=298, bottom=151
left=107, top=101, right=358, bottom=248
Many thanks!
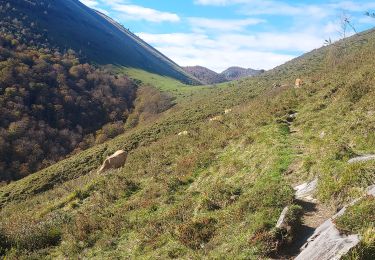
left=328, top=1, right=375, bottom=12
left=358, top=16, right=375, bottom=24
left=188, top=17, right=265, bottom=31
left=80, top=0, right=99, bottom=8
left=112, top=4, right=180, bottom=22
left=137, top=31, right=323, bottom=72
left=194, top=0, right=237, bottom=5
left=80, top=0, right=179, bottom=23
left=194, top=0, right=375, bottom=18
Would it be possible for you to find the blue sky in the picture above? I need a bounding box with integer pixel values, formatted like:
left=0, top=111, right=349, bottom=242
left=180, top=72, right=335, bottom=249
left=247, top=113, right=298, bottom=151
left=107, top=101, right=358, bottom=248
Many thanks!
left=80, top=0, right=375, bottom=72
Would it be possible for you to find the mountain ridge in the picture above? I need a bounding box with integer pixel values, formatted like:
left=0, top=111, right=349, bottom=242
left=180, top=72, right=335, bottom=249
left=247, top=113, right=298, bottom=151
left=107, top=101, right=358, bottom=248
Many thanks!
left=183, top=65, right=264, bottom=84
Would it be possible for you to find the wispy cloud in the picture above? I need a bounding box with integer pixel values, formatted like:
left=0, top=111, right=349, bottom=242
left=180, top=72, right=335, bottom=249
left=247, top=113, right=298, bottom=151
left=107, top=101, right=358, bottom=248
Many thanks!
left=188, top=17, right=265, bottom=31
left=111, top=4, right=180, bottom=22
left=80, top=0, right=99, bottom=8
left=80, top=0, right=180, bottom=23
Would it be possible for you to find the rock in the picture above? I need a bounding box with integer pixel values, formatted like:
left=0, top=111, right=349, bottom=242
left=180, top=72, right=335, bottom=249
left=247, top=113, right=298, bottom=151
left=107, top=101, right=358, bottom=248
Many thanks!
left=295, top=218, right=360, bottom=260
left=98, top=150, right=127, bottom=174
left=178, top=131, right=189, bottom=136
left=348, top=154, right=375, bottom=164
left=286, top=113, right=297, bottom=123
left=367, top=184, right=375, bottom=196
left=276, top=206, right=289, bottom=229
left=294, top=178, right=318, bottom=202
left=296, top=185, right=375, bottom=260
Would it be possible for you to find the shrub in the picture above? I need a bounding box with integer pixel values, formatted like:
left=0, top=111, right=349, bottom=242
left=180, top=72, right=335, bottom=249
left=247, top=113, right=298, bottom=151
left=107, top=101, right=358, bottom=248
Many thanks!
left=176, top=217, right=217, bottom=250
left=0, top=228, right=10, bottom=255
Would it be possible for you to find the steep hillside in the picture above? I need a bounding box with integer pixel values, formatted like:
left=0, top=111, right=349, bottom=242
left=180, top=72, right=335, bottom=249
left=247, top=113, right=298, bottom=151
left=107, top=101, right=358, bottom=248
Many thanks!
left=1, top=29, right=375, bottom=259
left=183, top=66, right=227, bottom=84
left=0, top=0, right=198, bottom=84
left=221, top=66, right=264, bottom=81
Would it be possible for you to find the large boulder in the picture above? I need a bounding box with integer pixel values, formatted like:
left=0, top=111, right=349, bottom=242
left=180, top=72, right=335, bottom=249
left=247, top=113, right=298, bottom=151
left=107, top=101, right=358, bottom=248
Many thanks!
left=98, top=150, right=127, bottom=174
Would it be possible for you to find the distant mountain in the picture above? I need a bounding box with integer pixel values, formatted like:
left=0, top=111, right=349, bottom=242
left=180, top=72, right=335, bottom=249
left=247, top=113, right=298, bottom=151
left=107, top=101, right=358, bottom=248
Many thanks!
left=183, top=66, right=264, bottom=84
left=183, top=66, right=227, bottom=85
left=0, top=0, right=198, bottom=84
left=221, top=67, right=265, bottom=81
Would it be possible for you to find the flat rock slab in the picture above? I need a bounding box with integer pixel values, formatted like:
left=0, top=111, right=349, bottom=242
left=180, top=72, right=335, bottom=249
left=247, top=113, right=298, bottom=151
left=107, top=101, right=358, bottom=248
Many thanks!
left=296, top=185, right=375, bottom=260
left=295, top=218, right=360, bottom=260
left=348, top=154, right=375, bottom=164
left=294, top=178, right=318, bottom=202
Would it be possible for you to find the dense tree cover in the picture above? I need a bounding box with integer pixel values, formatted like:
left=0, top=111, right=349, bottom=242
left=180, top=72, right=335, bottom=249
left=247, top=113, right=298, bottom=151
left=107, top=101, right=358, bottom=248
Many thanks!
left=0, top=33, right=137, bottom=181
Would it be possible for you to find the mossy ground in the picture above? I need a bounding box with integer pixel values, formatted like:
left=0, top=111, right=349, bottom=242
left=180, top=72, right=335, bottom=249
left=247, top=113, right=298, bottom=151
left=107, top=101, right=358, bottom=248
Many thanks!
left=1, top=30, right=375, bottom=259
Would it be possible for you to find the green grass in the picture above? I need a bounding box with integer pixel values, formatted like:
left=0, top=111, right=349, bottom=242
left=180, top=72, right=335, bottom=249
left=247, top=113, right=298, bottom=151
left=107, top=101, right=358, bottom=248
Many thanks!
left=120, top=67, right=230, bottom=101
left=337, top=196, right=375, bottom=260
left=1, top=29, right=375, bottom=258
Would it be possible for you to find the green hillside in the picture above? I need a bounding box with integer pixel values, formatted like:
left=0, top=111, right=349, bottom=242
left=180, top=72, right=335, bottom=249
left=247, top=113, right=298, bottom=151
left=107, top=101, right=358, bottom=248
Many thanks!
left=1, top=29, right=375, bottom=259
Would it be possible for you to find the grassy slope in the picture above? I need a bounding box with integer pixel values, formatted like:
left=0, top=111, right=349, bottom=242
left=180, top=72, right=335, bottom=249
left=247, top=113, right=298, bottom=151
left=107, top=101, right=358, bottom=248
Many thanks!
left=120, top=67, right=228, bottom=101
left=1, top=30, right=375, bottom=258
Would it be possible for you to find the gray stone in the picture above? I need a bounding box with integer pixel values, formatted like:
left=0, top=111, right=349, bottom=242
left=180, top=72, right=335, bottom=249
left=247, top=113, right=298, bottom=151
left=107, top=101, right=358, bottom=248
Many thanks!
left=276, top=206, right=289, bottom=229
left=294, top=178, right=318, bottom=202
left=348, top=154, right=375, bottom=164
left=295, top=218, right=360, bottom=260
left=296, top=185, right=375, bottom=260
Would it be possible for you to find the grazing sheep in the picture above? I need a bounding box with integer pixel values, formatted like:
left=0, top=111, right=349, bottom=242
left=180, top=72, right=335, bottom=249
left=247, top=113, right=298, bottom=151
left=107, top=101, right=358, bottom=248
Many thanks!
left=209, top=115, right=223, bottom=122
left=224, top=109, right=232, bottom=114
left=178, top=131, right=189, bottom=136
left=295, top=78, right=303, bottom=88
left=98, top=150, right=127, bottom=174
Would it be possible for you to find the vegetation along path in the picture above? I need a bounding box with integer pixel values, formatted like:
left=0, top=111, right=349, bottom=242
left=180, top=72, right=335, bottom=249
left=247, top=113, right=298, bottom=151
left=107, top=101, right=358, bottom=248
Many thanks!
left=279, top=111, right=335, bottom=259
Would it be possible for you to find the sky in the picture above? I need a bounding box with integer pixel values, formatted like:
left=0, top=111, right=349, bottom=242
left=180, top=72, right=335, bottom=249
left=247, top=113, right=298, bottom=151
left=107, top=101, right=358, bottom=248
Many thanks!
left=79, top=0, right=375, bottom=72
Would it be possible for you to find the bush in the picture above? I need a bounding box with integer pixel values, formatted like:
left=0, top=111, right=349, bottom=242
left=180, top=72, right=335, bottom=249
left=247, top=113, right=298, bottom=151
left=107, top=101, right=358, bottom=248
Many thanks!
left=177, top=217, right=217, bottom=250
left=0, top=228, right=10, bottom=255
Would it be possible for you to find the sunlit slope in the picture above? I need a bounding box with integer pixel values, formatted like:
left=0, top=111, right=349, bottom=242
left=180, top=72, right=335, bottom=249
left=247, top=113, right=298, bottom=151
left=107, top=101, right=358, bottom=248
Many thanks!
left=1, top=29, right=375, bottom=259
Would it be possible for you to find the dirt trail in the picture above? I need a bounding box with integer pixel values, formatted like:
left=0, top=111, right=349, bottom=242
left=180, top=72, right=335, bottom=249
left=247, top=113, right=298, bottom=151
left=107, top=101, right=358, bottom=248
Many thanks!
left=278, top=113, right=335, bottom=259
left=278, top=198, right=335, bottom=259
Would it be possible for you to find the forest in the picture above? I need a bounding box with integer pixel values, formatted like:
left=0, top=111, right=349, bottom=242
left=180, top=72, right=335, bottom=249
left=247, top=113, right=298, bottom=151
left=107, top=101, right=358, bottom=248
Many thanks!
left=0, top=33, right=137, bottom=181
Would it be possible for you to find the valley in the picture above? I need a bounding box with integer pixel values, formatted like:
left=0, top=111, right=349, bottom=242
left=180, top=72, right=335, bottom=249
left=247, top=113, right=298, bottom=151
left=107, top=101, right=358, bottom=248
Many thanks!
left=0, top=0, right=374, bottom=259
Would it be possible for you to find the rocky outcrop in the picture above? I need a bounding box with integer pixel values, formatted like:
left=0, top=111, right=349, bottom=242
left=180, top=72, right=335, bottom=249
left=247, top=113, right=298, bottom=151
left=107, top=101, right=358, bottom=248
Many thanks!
left=98, top=150, right=127, bottom=174
left=295, top=185, right=375, bottom=260
left=348, top=154, right=375, bottom=164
